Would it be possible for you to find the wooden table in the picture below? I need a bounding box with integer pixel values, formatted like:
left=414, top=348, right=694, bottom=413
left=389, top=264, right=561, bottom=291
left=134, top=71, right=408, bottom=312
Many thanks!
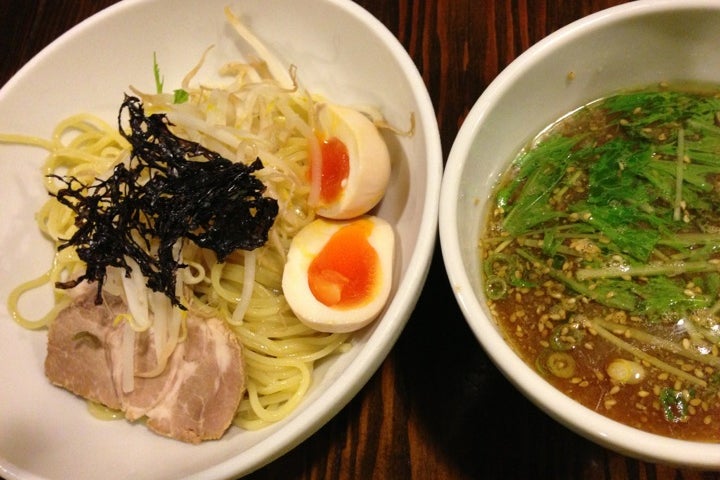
left=4, top=1, right=720, bottom=479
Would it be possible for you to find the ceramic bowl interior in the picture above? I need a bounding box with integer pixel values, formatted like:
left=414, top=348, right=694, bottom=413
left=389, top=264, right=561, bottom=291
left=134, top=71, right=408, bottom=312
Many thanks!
left=440, top=0, right=720, bottom=469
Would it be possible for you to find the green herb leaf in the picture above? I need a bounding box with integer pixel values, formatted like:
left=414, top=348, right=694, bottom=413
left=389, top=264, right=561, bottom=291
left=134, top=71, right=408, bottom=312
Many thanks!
left=500, top=135, right=577, bottom=236
left=659, top=387, right=690, bottom=423
left=173, top=89, right=189, bottom=104
left=153, top=52, right=164, bottom=94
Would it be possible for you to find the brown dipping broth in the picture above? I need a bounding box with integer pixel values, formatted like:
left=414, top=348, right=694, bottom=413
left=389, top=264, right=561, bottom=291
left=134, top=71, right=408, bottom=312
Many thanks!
left=481, top=83, right=720, bottom=442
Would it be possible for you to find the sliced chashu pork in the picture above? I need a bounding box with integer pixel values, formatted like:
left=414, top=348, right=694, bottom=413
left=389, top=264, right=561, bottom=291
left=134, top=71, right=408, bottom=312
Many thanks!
left=44, top=288, right=245, bottom=443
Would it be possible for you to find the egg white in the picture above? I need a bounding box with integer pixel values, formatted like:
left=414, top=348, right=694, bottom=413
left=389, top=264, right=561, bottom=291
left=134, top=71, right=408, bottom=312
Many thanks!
left=282, top=215, right=394, bottom=333
left=311, top=103, right=391, bottom=220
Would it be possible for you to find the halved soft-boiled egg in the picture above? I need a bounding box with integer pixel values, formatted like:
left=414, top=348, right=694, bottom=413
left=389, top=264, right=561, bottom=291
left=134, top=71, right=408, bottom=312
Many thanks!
left=308, top=103, right=391, bottom=220
left=282, top=215, right=394, bottom=333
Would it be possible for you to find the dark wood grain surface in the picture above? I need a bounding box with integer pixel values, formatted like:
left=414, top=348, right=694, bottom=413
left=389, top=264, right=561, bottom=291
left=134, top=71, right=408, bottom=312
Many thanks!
left=4, top=0, right=720, bottom=479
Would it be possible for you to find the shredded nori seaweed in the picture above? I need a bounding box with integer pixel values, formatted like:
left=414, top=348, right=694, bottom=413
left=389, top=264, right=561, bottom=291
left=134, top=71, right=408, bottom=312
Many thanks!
left=53, top=95, right=279, bottom=307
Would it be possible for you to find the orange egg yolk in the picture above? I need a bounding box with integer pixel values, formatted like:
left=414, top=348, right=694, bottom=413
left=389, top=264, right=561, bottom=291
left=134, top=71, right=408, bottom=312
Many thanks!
left=313, top=136, right=349, bottom=203
left=307, top=219, right=378, bottom=308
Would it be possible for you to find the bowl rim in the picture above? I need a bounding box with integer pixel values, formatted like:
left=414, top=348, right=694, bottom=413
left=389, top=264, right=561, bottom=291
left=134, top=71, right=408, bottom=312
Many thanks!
left=440, top=0, right=720, bottom=469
